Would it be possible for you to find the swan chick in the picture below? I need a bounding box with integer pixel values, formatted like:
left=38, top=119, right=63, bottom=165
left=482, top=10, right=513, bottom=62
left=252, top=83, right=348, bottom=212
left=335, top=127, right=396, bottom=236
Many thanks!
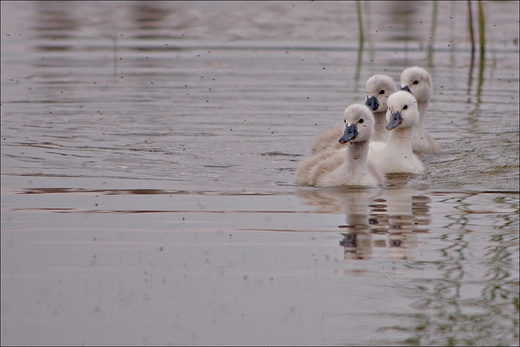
left=364, top=74, right=398, bottom=143
left=400, top=66, right=438, bottom=153
left=372, top=91, right=425, bottom=175
left=296, top=104, right=385, bottom=187
left=311, top=75, right=398, bottom=154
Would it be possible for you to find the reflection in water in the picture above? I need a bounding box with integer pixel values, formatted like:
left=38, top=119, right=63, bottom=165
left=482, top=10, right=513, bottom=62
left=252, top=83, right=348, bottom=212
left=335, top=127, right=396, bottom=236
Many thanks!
left=372, top=193, right=520, bottom=346
left=441, top=194, right=473, bottom=232
left=383, top=188, right=430, bottom=260
left=297, top=187, right=432, bottom=261
left=386, top=232, right=417, bottom=260
left=297, top=189, right=377, bottom=260
left=356, top=1, right=423, bottom=81
left=381, top=231, right=519, bottom=346
left=382, top=2, right=422, bottom=42
left=338, top=189, right=374, bottom=260
left=340, top=232, right=373, bottom=260
left=33, top=2, right=80, bottom=41
left=32, top=2, right=174, bottom=49
left=130, top=3, right=171, bottom=31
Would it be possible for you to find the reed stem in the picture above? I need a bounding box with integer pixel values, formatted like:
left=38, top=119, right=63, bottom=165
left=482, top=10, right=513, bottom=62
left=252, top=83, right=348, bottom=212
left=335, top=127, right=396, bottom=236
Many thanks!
left=354, top=0, right=364, bottom=93
left=477, top=0, right=485, bottom=51
left=466, top=0, right=476, bottom=99
left=356, top=0, right=364, bottom=47
left=427, top=0, right=438, bottom=67
left=476, top=0, right=486, bottom=105
left=467, top=0, right=475, bottom=54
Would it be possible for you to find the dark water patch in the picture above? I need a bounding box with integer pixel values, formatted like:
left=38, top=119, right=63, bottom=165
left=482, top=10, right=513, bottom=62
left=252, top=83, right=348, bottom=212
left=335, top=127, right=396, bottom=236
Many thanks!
left=202, top=164, right=237, bottom=168
left=261, top=151, right=302, bottom=157
left=17, top=187, right=284, bottom=196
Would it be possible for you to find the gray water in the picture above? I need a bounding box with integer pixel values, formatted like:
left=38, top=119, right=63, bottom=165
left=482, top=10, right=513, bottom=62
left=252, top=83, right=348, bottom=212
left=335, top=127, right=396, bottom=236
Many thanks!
left=1, top=1, right=519, bottom=346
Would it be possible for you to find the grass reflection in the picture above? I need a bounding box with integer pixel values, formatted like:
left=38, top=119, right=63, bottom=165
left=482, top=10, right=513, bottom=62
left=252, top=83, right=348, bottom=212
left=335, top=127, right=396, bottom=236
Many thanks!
left=492, top=196, right=519, bottom=231
left=439, top=195, right=474, bottom=232
left=380, top=231, right=519, bottom=346
left=437, top=193, right=519, bottom=233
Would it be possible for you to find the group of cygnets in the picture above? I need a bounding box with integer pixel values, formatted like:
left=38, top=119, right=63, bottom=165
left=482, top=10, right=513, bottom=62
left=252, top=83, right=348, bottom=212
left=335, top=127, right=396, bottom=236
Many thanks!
left=296, top=66, right=437, bottom=187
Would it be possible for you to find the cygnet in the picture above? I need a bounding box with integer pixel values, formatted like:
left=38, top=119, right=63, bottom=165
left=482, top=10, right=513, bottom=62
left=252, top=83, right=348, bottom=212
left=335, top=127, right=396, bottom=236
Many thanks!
left=364, top=74, right=398, bottom=143
left=371, top=91, right=425, bottom=175
left=400, top=66, right=438, bottom=153
left=296, top=104, right=386, bottom=187
left=311, top=75, right=397, bottom=154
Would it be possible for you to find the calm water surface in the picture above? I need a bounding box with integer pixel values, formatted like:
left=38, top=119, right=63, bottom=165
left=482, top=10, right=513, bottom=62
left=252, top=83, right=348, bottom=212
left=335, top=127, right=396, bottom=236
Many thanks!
left=1, top=2, right=519, bottom=346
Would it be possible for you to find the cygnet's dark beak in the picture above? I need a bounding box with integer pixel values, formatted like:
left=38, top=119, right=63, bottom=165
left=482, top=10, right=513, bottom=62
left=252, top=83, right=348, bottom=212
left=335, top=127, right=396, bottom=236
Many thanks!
left=365, top=96, right=379, bottom=111
left=339, top=124, right=358, bottom=144
left=400, top=85, right=411, bottom=93
left=386, top=111, right=402, bottom=130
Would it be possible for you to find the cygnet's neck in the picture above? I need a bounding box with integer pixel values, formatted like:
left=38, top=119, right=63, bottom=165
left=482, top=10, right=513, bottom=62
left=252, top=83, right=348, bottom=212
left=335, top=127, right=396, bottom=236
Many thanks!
left=345, top=141, right=370, bottom=167
left=387, top=126, right=415, bottom=155
left=415, top=101, right=428, bottom=133
left=372, top=111, right=390, bottom=142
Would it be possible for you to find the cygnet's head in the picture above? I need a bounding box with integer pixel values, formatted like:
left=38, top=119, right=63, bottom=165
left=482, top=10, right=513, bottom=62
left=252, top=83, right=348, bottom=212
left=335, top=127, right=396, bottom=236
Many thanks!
left=386, top=91, right=419, bottom=131
left=338, top=104, right=375, bottom=144
left=400, top=66, right=432, bottom=104
left=364, top=74, right=397, bottom=112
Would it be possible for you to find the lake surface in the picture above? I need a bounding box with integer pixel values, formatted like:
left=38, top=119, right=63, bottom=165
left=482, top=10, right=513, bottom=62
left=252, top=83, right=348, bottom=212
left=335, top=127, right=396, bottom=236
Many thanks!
left=1, top=1, right=519, bottom=345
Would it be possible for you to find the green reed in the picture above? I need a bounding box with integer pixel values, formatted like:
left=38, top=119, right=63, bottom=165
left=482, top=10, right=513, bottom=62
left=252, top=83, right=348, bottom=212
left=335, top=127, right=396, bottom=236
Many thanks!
left=466, top=0, right=486, bottom=107
left=476, top=0, right=486, bottom=105
left=427, top=0, right=438, bottom=67
left=354, top=0, right=365, bottom=93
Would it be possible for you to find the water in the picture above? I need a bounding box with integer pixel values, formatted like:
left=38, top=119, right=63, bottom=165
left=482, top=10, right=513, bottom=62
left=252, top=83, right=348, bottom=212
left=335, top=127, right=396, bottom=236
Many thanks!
left=1, top=1, right=519, bottom=345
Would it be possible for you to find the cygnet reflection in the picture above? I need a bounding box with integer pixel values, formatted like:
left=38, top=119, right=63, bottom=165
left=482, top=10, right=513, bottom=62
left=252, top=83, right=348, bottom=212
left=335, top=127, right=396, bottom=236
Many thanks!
left=297, top=186, right=432, bottom=261
left=338, top=189, right=377, bottom=260
left=372, top=187, right=431, bottom=260
left=297, top=188, right=379, bottom=260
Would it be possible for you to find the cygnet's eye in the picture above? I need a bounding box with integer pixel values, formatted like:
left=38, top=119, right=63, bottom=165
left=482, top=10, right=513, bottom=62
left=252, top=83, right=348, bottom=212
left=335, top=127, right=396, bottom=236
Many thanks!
left=344, top=119, right=347, bottom=123
left=402, top=105, right=408, bottom=110
left=358, top=119, right=364, bottom=123
left=378, top=90, right=385, bottom=95
left=412, top=80, right=419, bottom=85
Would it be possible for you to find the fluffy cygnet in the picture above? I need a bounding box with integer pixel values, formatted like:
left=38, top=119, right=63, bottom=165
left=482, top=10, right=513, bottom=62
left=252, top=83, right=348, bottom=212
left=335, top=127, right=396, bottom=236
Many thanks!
left=311, top=75, right=397, bottom=154
left=364, top=74, right=398, bottom=143
left=371, top=91, right=425, bottom=175
left=296, top=104, right=385, bottom=187
left=400, top=66, right=438, bottom=153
